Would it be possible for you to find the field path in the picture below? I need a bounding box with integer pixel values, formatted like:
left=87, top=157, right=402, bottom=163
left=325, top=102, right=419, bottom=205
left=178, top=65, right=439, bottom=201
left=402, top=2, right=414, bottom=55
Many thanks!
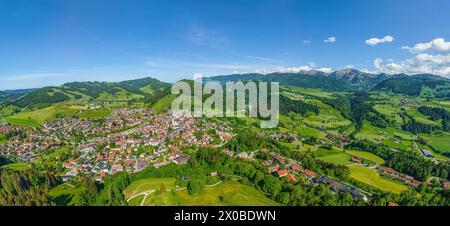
left=126, top=189, right=155, bottom=204
left=205, top=181, right=223, bottom=187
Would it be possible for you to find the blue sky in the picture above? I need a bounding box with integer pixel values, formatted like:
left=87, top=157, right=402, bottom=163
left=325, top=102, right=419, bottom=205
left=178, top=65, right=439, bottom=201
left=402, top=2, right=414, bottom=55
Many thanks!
left=1, top=0, right=450, bottom=90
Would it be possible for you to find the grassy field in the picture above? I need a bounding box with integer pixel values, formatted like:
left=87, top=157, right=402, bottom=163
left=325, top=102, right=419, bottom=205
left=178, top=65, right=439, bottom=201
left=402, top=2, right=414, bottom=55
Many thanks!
left=152, top=94, right=177, bottom=113
left=96, top=89, right=144, bottom=102
left=0, top=134, right=6, bottom=144
left=421, top=133, right=450, bottom=155
left=5, top=104, right=81, bottom=126
left=355, top=122, right=415, bottom=151
left=123, top=178, right=176, bottom=198
left=138, top=181, right=279, bottom=206
left=78, top=108, right=111, bottom=119
left=49, top=183, right=81, bottom=206
left=313, top=147, right=342, bottom=157
left=1, top=162, right=30, bottom=171
left=127, top=194, right=145, bottom=206
left=283, top=86, right=335, bottom=99
left=318, top=153, right=353, bottom=166
left=303, top=99, right=352, bottom=129
left=349, top=165, right=408, bottom=194
left=346, top=150, right=385, bottom=165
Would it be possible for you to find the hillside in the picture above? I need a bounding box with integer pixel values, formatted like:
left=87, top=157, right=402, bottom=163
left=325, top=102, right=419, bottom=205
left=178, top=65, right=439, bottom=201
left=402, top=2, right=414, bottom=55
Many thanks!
left=372, top=74, right=450, bottom=96
left=10, top=77, right=171, bottom=108
left=328, top=69, right=395, bottom=90
left=205, top=71, right=354, bottom=91
left=0, top=89, right=35, bottom=103
left=206, top=70, right=450, bottom=95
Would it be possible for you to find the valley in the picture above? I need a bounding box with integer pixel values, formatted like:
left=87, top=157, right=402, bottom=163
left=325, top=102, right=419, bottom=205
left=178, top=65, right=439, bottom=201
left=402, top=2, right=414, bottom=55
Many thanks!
left=0, top=71, right=449, bottom=206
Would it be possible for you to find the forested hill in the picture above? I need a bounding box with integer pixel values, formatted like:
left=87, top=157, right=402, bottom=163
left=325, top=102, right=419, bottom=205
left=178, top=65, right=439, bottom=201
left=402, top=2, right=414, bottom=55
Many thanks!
left=372, top=74, right=450, bottom=97
left=204, top=71, right=354, bottom=91
left=204, top=69, right=392, bottom=91
left=0, top=89, right=36, bottom=104
left=10, top=77, right=171, bottom=108
left=205, top=70, right=450, bottom=95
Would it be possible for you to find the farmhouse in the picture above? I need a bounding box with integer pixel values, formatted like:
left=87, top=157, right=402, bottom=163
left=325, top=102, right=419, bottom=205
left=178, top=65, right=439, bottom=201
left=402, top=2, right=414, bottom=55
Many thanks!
left=277, top=169, right=288, bottom=177
left=419, top=149, right=433, bottom=157
left=351, top=155, right=362, bottom=164
left=303, top=169, right=316, bottom=178
left=268, top=165, right=279, bottom=173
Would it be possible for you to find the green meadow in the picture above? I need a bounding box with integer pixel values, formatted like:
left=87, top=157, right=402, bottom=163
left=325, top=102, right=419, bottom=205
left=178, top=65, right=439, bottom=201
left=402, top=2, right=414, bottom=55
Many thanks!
left=5, top=104, right=81, bottom=126
left=346, top=150, right=385, bottom=165
left=49, top=183, right=81, bottom=206
left=349, top=165, right=408, bottom=194
left=123, top=178, right=176, bottom=198
left=78, top=108, right=111, bottom=119
left=134, top=181, right=279, bottom=206
left=1, top=162, right=30, bottom=171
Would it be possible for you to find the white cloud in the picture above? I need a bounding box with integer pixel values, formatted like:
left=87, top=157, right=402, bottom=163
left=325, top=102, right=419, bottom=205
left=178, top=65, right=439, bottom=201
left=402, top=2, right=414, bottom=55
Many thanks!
left=269, top=65, right=333, bottom=74
left=373, top=54, right=450, bottom=77
left=324, top=37, right=336, bottom=43
left=402, top=38, right=450, bottom=53
left=303, top=40, right=312, bottom=45
left=365, top=35, right=394, bottom=46
left=373, top=38, right=450, bottom=77
left=317, top=67, right=334, bottom=73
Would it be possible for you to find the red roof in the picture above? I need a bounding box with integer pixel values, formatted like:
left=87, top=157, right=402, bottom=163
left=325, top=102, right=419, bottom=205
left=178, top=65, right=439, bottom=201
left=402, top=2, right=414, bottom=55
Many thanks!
left=260, top=148, right=269, bottom=153
left=303, top=169, right=316, bottom=177
left=277, top=169, right=288, bottom=177
left=387, top=202, right=399, bottom=206
left=287, top=174, right=297, bottom=183
left=291, top=165, right=303, bottom=172
left=268, top=165, right=279, bottom=173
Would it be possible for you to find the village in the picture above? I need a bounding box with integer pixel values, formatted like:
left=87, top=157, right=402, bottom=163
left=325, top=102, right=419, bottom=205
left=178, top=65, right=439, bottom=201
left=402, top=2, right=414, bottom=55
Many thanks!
left=1, top=106, right=448, bottom=198
left=0, top=109, right=234, bottom=183
left=57, top=109, right=234, bottom=182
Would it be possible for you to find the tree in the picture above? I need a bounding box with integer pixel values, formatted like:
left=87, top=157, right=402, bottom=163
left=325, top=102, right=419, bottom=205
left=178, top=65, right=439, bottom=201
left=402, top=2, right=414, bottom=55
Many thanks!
left=262, top=175, right=281, bottom=196
left=187, top=179, right=203, bottom=195
left=160, top=183, right=166, bottom=193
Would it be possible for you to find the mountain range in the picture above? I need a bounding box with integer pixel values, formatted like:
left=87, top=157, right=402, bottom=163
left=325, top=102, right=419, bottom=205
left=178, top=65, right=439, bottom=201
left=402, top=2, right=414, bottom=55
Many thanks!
left=1, top=69, right=449, bottom=108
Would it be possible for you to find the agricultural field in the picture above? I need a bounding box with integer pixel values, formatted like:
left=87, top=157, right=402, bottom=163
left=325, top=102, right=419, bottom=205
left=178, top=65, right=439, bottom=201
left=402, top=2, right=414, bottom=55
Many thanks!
left=318, top=153, right=353, bottom=166
left=4, top=104, right=82, bottom=126
left=346, top=150, right=385, bottom=165
left=303, top=99, right=352, bottom=129
left=78, top=108, right=111, bottom=119
left=404, top=106, right=437, bottom=125
left=279, top=114, right=322, bottom=138
left=420, top=132, right=450, bottom=155
left=348, top=165, right=408, bottom=194
left=136, top=181, right=279, bottom=206
left=355, top=122, right=415, bottom=150
left=314, top=147, right=354, bottom=165
left=96, top=89, right=144, bottom=102
left=282, top=86, right=335, bottom=99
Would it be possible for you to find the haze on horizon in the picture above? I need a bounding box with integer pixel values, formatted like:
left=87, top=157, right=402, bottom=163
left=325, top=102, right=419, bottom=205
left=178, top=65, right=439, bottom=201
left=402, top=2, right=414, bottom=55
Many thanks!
left=1, top=0, right=450, bottom=90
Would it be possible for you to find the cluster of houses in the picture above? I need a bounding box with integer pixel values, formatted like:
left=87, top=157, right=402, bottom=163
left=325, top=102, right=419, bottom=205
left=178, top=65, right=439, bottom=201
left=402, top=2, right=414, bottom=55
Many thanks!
left=57, top=109, right=232, bottom=182
left=378, top=166, right=422, bottom=187
left=43, top=118, right=103, bottom=140
left=0, top=128, right=61, bottom=162
left=0, top=123, right=24, bottom=134
left=104, top=109, right=151, bottom=131
left=314, top=176, right=368, bottom=201
left=253, top=148, right=367, bottom=201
